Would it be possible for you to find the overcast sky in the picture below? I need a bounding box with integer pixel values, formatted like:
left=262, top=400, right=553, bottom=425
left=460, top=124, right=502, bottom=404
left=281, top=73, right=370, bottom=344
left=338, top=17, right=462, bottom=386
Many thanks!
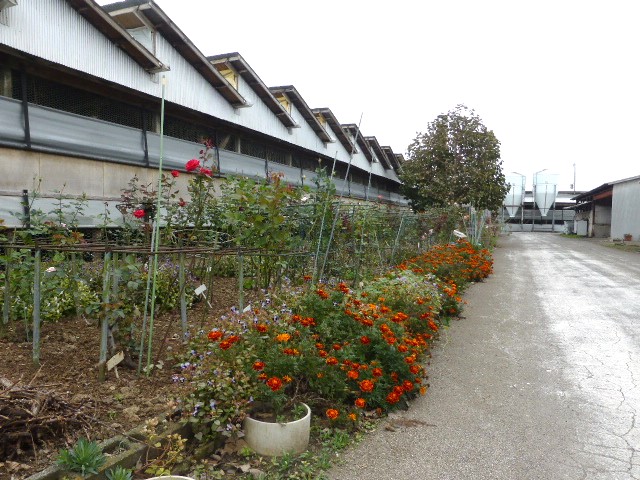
left=98, top=0, right=639, bottom=192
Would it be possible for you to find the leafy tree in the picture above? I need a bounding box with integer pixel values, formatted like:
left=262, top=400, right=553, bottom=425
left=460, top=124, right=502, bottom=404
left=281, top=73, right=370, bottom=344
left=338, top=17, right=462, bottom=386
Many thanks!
left=399, top=105, right=508, bottom=212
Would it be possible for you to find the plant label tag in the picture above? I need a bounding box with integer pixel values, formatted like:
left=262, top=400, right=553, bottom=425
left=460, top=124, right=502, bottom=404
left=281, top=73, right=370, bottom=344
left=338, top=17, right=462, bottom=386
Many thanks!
left=195, top=284, right=207, bottom=296
left=243, top=305, right=252, bottom=313
left=107, top=351, right=124, bottom=371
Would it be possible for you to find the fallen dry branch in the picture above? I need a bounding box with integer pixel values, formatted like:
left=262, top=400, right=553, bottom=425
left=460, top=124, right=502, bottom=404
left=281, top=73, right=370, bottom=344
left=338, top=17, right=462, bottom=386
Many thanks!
left=0, top=377, right=98, bottom=461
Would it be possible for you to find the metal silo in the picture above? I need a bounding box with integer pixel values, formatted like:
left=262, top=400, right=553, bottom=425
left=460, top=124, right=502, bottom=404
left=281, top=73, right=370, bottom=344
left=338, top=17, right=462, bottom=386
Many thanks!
left=533, top=171, right=559, bottom=216
left=504, top=173, right=526, bottom=218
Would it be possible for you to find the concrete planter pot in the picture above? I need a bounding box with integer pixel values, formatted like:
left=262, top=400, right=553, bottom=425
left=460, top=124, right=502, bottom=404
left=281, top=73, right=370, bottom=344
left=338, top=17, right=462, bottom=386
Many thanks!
left=243, top=403, right=311, bottom=456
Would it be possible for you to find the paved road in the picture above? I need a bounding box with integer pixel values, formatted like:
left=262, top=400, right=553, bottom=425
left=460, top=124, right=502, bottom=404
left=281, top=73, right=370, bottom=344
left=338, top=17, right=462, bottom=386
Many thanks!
left=327, top=233, right=640, bottom=480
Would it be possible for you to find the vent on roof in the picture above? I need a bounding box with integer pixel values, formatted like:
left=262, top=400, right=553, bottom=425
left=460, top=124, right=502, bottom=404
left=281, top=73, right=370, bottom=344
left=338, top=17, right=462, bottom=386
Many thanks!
left=274, top=93, right=291, bottom=114
left=127, top=27, right=156, bottom=55
left=214, top=64, right=239, bottom=90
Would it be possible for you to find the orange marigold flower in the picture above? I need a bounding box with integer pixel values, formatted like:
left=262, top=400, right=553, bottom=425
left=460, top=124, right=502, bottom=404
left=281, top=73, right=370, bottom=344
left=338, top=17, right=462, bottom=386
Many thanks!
left=258, top=373, right=267, bottom=380
left=409, top=365, right=421, bottom=374
left=347, top=370, right=359, bottom=380
left=428, top=320, right=439, bottom=332
left=404, top=355, right=416, bottom=364
left=207, top=330, right=223, bottom=341
left=303, top=275, right=312, bottom=282
left=326, top=356, right=339, bottom=365
left=326, top=409, right=339, bottom=420
left=402, top=380, right=414, bottom=392
left=359, top=379, right=375, bottom=392
left=360, top=336, right=371, bottom=345
left=391, top=312, right=408, bottom=323
left=317, top=372, right=324, bottom=379
left=397, top=345, right=408, bottom=353
left=301, top=317, right=316, bottom=327
left=315, top=343, right=325, bottom=349
left=291, top=314, right=302, bottom=323
left=275, top=333, right=291, bottom=342
left=332, top=344, right=342, bottom=351
left=348, top=413, right=357, bottom=421
left=390, top=372, right=399, bottom=382
left=255, top=324, right=268, bottom=333
left=386, top=391, right=401, bottom=404
left=355, top=398, right=366, bottom=408
left=380, top=305, right=391, bottom=314
left=372, top=367, right=383, bottom=377
left=420, top=386, right=427, bottom=395
left=283, top=375, right=293, bottom=383
left=318, top=350, right=328, bottom=358
left=266, top=377, right=283, bottom=392
left=219, top=340, right=232, bottom=350
left=252, top=361, right=265, bottom=371
left=316, top=289, right=329, bottom=299
left=283, top=348, right=300, bottom=356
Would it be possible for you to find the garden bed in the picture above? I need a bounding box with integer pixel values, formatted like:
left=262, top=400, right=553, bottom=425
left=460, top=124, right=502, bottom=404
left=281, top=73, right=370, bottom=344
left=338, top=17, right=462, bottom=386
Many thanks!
left=0, top=277, right=245, bottom=480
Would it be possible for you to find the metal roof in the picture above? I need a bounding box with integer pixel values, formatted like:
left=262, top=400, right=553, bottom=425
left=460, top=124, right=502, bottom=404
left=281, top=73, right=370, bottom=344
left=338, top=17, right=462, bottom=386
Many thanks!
left=381, top=146, right=398, bottom=171
left=342, top=124, right=373, bottom=163
left=207, top=53, right=298, bottom=129
left=364, top=136, right=391, bottom=169
left=609, top=174, right=640, bottom=185
left=65, top=0, right=168, bottom=72
left=269, top=86, right=332, bottom=143
left=103, top=1, right=249, bottom=108
left=311, top=108, right=355, bottom=154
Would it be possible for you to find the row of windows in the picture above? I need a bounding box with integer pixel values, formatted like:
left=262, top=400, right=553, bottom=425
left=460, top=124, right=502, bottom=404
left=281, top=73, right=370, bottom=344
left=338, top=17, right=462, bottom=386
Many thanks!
left=0, top=68, right=396, bottom=191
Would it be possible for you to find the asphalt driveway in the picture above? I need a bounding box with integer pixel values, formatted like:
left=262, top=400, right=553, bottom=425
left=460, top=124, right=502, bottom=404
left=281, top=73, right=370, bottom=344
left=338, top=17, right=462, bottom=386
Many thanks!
left=327, top=233, right=640, bottom=480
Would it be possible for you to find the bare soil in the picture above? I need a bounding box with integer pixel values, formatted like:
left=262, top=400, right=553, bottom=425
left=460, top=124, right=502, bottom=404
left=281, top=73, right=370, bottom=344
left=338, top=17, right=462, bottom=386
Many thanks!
left=0, top=277, right=248, bottom=479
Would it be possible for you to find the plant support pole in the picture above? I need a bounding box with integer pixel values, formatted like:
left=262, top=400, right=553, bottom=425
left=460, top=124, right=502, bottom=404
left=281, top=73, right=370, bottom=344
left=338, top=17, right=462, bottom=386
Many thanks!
left=179, top=252, right=187, bottom=337
left=32, top=248, right=41, bottom=365
left=3, top=249, right=10, bottom=324
left=98, top=251, right=111, bottom=381
left=146, top=75, right=167, bottom=372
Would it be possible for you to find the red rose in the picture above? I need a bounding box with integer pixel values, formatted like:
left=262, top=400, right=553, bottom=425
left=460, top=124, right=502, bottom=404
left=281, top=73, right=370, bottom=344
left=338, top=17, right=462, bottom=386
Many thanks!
left=133, top=209, right=145, bottom=219
left=185, top=159, right=200, bottom=172
left=171, top=170, right=179, bottom=178
left=199, top=167, right=213, bottom=177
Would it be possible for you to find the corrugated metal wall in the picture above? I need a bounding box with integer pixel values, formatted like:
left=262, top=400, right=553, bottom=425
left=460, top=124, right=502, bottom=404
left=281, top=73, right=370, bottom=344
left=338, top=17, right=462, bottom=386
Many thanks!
left=611, top=181, right=640, bottom=240
left=0, top=0, right=397, bottom=181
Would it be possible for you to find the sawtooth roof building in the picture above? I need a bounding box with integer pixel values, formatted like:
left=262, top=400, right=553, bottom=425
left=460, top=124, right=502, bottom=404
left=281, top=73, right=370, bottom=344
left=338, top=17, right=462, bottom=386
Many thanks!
left=0, top=0, right=407, bottom=227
